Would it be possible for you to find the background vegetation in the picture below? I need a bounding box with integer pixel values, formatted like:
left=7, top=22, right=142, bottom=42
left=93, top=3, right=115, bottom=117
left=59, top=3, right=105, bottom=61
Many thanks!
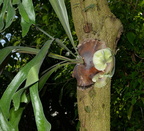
left=0, top=0, right=144, bottom=130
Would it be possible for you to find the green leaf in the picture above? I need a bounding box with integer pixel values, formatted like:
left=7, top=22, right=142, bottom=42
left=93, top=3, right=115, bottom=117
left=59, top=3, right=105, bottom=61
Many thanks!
left=13, top=61, right=68, bottom=111
left=1, top=46, right=39, bottom=110
left=12, top=84, right=32, bottom=111
left=1, top=0, right=8, bottom=15
left=36, top=26, right=76, bottom=57
left=0, top=0, right=9, bottom=31
left=21, top=17, right=32, bottom=37
left=9, top=107, right=24, bottom=131
left=21, top=92, right=28, bottom=103
left=0, top=107, right=14, bottom=131
left=12, top=0, right=20, bottom=5
left=30, top=83, right=51, bottom=131
left=0, top=64, right=29, bottom=118
left=19, top=0, right=35, bottom=36
left=55, top=38, right=77, bottom=57
left=0, top=46, right=39, bottom=74
left=22, top=0, right=35, bottom=23
left=0, top=0, right=3, bottom=4
left=5, top=2, right=15, bottom=29
left=0, top=16, right=4, bottom=31
left=13, top=89, right=27, bottom=110
left=0, top=40, right=53, bottom=119
left=12, top=64, right=40, bottom=110
left=126, top=32, right=136, bottom=45
left=13, top=40, right=53, bottom=111
left=127, top=105, right=133, bottom=120
left=48, top=53, right=74, bottom=62
left=39, top=62, right=69, bottom=90
left=18, top=3, right=30, bottom=23
left=131, top=97, right=137, bottom=105
left=25, top=64, right=39, bottom=87
left=0, top=47, right=13, bottom=65
left=15, top=47, right=39, bottom=54
left=0, top=0, right=15, bottom=31
left=49, top=0, right=78, bottom=55
left=0, top=46, right=39, bottom=65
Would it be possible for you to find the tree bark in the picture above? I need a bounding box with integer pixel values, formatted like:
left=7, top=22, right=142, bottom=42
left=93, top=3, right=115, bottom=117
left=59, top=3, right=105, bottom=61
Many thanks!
left=70, top=0, right=123, bottom=131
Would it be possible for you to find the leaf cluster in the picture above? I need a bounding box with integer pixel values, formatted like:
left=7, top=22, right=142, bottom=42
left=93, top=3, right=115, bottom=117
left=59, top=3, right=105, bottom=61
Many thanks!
left=0, top=0, right=79, bottom=130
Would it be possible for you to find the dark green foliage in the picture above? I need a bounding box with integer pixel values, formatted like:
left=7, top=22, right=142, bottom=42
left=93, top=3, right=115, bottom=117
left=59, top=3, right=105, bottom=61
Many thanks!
left=0, top=0, right=144, bottom=130
left=109, top=0, right=144, bottom=130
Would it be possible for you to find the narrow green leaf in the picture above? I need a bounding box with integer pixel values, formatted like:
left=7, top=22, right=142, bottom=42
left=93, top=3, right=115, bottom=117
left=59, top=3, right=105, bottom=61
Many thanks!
left=15, top=47, right=39, bottom=54
left=48, top=53, right=74, bottom=61
left=0, top=47, right=13, bottom=65
left=0, top=16, right=4, bottom=31
left=39, top=65, right=61, bottom=90
left=25, top=64, right=39, bottom=87
left=0, top=107, right=14, bottom=131
left=22, top=0, right=35, bottom=23
left=21, top=92, right=28, bottom=103
left=36, top=26, right=76, bottom=57
left=0, top=46, right=39, bottom=75
left=0, top=46, right=39, bottom=65
left=0, top=0, right=15, bottom=30
left=21, top=17, right=32, bottom=37
left=0, top=40, right=53, bottom=118
left=18, top=3, right=30, bottom=23
left=49, top=0, right=78, bottom=55
left=13, top=40, right=52, bottom=110
left=55, top=38, right=76, bottom=57
left=127, top=105, right=133, bottom=120
left=35, top=26, right=54, bottom=40
left=9, top=107, right=24, bottom=131
left=0, top=66, right=28, bottom=118
left=0, top=0, right=9, bottom=31
left=12, top=81, right=38, bottom=111
left=5, top=2, right=15, bottom=29
left=1, top=0, right=9, bottom=14
left=12, top=64, right=40, bottom=110
left=30, top=83, right=51, bottom=131
left=27, top=39, right=53, bottom=130
left=13, top=63, right=61, bottom=111
left=13, top=89, right=26, bottom=110
left=19, top=0, right=35, bottom=36
left=39, top=62, right=70, bottom=91
left=12, top=83, right=33, bottom=111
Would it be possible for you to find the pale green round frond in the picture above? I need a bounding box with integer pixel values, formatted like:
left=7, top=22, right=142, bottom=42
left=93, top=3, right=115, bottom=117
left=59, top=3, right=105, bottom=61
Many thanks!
left=93, top=48, right=113, bottom=71
left=94, top=76, right=107, bottom=88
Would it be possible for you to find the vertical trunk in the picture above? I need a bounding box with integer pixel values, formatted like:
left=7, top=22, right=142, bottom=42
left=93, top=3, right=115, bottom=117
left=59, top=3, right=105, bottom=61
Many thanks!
left=70, top=0, right=123, bottom=131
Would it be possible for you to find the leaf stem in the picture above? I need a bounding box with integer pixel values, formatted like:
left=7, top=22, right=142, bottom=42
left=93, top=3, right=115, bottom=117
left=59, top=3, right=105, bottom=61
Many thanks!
left=35, top=25, right=54, bottom=40
left=35, top=25, right=77, bottom=58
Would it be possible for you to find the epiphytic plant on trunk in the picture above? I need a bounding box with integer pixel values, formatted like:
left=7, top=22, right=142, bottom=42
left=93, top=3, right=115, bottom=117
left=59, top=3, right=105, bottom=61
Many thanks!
left=0, top=0, right=123, bottom=131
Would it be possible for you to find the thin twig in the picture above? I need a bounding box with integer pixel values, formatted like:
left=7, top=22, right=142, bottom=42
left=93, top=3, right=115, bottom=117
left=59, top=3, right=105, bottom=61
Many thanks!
left=135, top=53, right=144, bottom=60
left=134, top=0, right=139, bottom=9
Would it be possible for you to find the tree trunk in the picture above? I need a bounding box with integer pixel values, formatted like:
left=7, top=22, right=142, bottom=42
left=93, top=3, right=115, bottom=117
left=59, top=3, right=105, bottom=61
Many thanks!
left=70, top=0, right=123, bottom=131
